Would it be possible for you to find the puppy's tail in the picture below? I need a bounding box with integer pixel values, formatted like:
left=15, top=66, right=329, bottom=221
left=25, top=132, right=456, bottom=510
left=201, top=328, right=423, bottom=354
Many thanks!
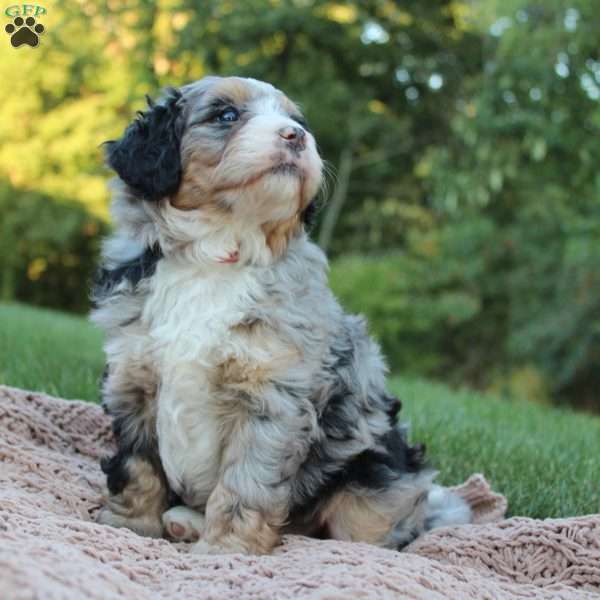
left=423, top=484, right=472, bottom=531
left=391, top=479, right=472, bottom=549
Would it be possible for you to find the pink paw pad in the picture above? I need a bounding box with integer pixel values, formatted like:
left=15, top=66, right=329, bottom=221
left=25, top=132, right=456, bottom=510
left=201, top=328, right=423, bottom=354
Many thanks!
left=217, top=248, right=240, bottom=264
left=168, top=522, right=186, bottom=538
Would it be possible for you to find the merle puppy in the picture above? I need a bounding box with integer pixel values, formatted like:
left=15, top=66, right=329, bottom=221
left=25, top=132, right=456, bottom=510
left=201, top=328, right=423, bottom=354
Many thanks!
left=92, top=76, right=471, bottom=555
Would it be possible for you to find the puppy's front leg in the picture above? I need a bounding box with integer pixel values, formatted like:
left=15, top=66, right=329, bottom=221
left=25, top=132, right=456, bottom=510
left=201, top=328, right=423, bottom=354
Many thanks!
left=195, top=482, right=282, bottom=555
left=194, top=388, right=313, bottom=555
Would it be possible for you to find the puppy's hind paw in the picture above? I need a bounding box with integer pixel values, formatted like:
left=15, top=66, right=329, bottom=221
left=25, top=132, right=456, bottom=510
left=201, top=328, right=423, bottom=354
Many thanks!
left=96, top=506, right=163, bottom=538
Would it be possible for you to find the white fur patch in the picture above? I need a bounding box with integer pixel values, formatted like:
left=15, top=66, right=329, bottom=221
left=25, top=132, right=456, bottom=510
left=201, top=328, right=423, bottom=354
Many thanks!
left=425, top=485, right=472, bottom=529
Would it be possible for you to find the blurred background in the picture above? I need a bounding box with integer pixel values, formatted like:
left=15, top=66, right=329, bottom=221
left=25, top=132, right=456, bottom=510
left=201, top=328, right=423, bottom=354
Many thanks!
left=1, top=0, right=598, bottom=412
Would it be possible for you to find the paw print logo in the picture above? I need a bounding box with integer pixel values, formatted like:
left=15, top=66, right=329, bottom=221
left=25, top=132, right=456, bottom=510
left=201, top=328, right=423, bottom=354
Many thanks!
left=5, top=16, right=45, bottom=48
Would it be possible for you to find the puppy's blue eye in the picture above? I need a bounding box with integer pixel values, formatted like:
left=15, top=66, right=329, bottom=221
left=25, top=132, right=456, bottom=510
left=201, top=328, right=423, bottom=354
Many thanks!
left=217, top=107, right=240, bottom=123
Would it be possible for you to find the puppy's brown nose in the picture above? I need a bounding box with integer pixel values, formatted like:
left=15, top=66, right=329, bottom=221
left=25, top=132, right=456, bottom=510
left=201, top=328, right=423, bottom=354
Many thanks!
left=278, top=126, right=306, bottom=151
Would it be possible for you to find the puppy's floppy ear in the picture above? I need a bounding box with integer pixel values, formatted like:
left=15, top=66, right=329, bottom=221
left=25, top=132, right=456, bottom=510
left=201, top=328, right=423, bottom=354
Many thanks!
left=105, top=88, right=185, bottom=202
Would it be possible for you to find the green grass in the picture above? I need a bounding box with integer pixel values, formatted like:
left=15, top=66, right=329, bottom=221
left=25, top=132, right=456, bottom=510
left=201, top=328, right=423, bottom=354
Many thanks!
left=1, top=301, right=598, bottom=518
left=0, top=302, right=104, bottom=402
left=395, top=378, right=599, bottom=518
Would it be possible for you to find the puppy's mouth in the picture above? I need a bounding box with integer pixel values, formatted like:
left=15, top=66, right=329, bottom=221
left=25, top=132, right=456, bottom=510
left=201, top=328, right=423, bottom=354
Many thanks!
left=270, top=162, right=302, bottom=177
left=212, top=161, right=306, bottom=196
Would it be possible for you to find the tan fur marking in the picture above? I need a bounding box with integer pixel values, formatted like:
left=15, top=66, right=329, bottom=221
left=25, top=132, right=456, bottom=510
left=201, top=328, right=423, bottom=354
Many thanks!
left=321, top=491, right=399, bottom=545
left=219, top=357, right=271, bottom=388
left=218, top=320, right=301, bottom=394
left=209, top=78, right=255, bottom=107
left=202, top=483, right=282, bottom=555
left=321, top=477, right=432, bottom=547
left=171, top=168, right=215, bottom=210
left=261, top=214, right=302, bottom=258
left=98, top=457, right=168, bottom=538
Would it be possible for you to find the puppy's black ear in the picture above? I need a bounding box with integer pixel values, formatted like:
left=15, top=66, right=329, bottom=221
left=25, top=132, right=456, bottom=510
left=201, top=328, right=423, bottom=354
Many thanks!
left=105, top=88, right=184, bottom=202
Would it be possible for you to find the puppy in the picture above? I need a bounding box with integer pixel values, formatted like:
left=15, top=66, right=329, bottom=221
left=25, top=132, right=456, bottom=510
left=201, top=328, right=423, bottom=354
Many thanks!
left=91, top=76, right=471, bottom=555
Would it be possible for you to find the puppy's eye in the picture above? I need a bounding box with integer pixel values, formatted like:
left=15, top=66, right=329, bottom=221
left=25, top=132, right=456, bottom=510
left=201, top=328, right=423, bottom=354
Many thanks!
left=216, top=107, right=240, bottom=123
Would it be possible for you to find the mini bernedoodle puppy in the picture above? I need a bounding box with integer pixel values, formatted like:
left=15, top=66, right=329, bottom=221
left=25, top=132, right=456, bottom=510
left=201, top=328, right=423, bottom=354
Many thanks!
left=92, top=76, right=471, bottom=555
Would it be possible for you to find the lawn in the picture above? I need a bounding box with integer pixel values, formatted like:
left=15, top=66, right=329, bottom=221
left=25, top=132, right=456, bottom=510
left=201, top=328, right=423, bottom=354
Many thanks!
left=0, top=302, right=104, bottom=402
left=1, top=301, right=598, bottom=519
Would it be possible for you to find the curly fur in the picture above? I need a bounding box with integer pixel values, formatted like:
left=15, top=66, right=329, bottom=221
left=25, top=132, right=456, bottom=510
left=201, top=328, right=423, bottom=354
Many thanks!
left=105, top=89, right=185, bottom=202
left=91, top=76, right=471, bottom=555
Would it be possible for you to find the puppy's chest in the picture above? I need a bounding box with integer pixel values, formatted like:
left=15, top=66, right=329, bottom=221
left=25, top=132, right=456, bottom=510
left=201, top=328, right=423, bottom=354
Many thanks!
left=145, top=262, right=271, bottom=504
left=145, top=263, right=261, bottom=361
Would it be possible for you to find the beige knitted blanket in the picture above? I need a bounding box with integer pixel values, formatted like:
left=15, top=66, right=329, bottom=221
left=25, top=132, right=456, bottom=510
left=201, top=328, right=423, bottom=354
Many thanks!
left=1, top=385, right=599, bottom=599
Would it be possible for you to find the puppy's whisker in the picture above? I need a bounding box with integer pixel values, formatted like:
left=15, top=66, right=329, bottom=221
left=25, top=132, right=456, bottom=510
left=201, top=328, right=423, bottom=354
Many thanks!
left=311, top=160, right=336, bottom=212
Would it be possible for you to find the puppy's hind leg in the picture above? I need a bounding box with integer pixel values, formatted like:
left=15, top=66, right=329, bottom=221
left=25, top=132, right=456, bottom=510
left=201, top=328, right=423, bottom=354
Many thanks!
left=98, top=453, right=169, bottom=537
left=97, top=365, right=169, bottom=538
left=317, top=437, right=471, bottom=548
left=321, top=472, right=437, bottom=549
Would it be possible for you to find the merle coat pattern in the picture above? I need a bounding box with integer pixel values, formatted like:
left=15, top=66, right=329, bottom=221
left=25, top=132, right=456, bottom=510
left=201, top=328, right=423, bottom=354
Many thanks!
left=92, top=76, right=471, bottom=555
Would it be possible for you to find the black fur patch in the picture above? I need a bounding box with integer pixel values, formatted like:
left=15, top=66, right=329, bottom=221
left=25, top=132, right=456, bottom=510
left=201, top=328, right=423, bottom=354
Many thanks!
left=384, top=393, right=402, bottom=425
left=100, top=387, right=168, bottom=499
left=301, top=201, right=317, bottom=230
left=105, top=88, right=184, bottom=201
left=100, top=444, right=172, bottom=501
left=289, top=325, right=427, bottom=522
left=92, top=244, right=163, bottom=303
left=290, top=404, right=426, bottom=524
left=396, top=527, right=421, bottom=550
left=101, top=449, right=130, bottom=496
left=320, top=385, right=359, bottom=442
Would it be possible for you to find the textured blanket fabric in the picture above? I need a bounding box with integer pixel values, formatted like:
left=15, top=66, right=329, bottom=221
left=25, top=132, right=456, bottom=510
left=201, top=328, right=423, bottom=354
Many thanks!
left=1, top=385, right=599, bottom=599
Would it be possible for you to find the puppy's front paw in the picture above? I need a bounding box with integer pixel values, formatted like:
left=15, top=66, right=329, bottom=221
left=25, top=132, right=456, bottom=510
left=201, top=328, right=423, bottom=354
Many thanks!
left=191, top=539, right=238, bottom=555
left=162, top=506, right=205, bottom=542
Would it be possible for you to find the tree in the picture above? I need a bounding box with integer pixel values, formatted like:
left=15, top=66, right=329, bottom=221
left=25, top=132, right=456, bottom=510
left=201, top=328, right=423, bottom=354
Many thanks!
left=420, top=0, right=600, bottom=408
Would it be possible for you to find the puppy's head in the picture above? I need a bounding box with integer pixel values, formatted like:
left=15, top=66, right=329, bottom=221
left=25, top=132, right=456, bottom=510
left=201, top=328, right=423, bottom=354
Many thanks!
left=106, top=77, right=323, bottom=247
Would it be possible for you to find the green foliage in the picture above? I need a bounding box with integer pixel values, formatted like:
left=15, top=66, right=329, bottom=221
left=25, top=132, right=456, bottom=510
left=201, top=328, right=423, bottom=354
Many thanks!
left=330, top=252, right=482, bottom=373
left=0, top=180, right=107, bottom=313
left=422, top=0, right=600, bottom=408
left=329, top=217, right=496, bottom=382
left=332, top=200, right=600, bottom=408
left=0, top=0, right=480, bottom=218
left=0, top=0, right=598, bottom=408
